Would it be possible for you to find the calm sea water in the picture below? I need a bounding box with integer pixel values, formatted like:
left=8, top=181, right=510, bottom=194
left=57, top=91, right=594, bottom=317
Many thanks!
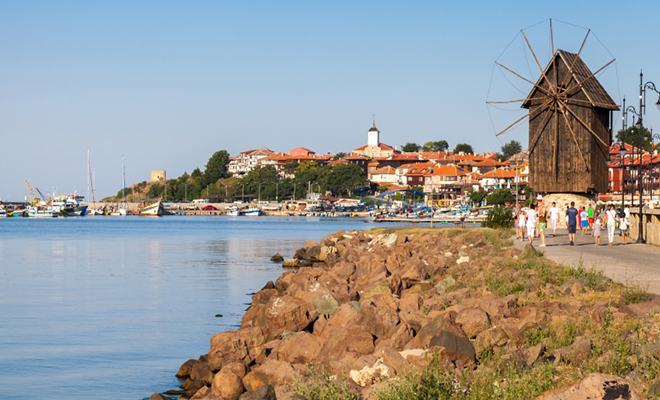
left=0, top=216, right=399, bottom=400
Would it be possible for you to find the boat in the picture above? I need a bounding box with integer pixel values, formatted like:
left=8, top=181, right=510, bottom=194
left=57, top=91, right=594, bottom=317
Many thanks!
left=0, top=207, right=6, bottom=218
left=10, top=209, right=27, bottom=217
left=243, top=207, right=261, bottom=216
left=138, top=200, right=163, bottom=216
left=226, top=205, right=242, bottom=216
left=51, top=194, right=88, bottom=216
left=26, top=205, right=58, bottom=218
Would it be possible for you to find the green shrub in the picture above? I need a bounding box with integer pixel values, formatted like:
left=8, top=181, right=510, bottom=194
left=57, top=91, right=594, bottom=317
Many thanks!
left=486, top=188, right=515, bottom=205
left=482, top=206, right=514, bottom=229
left=377, top=351, right=453, bottom=400
left=292, top=364, right=359, bottom=400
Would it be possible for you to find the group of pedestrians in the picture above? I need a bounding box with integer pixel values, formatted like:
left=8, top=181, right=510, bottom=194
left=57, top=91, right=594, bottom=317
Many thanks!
left=515, top=199, right=631, bottom=247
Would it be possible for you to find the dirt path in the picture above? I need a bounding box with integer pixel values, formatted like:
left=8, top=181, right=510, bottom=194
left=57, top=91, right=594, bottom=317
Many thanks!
left=513, top=227, right=660, bottom=294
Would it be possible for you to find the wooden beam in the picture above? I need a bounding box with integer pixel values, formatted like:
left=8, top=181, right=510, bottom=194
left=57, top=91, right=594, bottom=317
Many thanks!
left=558, top=30, right=590, bottom=90
left=550, top=19, right=554, bottom=55
left=565, top=106, right=610, bottom=149
left=559, top=105, right=589, bottom=171
left=554, top=104, right=559, bottom=181
left=527, top=99, right=555, bottom=154
left=495, top=61, right=551, bottom=96
left=495, top=110, right=532, bottom=136
left=565, top=98, right=621, bottom=109
left=521, top=30, right=555, bottom=95
left=486, top=99, right=526, bottom=104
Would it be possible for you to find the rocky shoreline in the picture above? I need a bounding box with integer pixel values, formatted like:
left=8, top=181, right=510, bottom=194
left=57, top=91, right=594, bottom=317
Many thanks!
left=151, top=227, right=660, bottom=400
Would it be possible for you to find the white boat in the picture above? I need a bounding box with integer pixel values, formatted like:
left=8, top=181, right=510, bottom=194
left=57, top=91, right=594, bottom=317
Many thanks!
left=226, top=206, right=241, bottom=216
left=243, top=207, right=261, bottom=216
left=52, top=194, right=88, bottom=216
left=138, top=200, right=163, bottom=216
left=109, top=209, right=127, bottom=216
left=0, top=207, right=6, bottom=218
left=27, top=205, right=58, bottom=218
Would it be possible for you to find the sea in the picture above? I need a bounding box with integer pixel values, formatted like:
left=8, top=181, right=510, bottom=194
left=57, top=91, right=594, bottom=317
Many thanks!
left=0, top=216, right=400, bottom=400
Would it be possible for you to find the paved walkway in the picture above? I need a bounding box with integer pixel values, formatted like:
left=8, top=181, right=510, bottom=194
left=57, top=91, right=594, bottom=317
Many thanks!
left=512, top=227, right=660, bottom=295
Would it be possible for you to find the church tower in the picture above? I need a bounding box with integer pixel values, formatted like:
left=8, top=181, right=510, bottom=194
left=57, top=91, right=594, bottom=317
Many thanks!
left=367, top=118, right=380, bottom=147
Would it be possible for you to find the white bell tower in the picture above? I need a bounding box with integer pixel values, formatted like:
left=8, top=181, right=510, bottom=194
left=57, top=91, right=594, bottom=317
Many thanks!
left=367, top=118, right=380, bottom=147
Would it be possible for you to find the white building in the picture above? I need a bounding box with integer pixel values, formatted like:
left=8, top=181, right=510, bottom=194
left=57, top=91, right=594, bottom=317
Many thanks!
left=227, top=148, right=275, bottom=177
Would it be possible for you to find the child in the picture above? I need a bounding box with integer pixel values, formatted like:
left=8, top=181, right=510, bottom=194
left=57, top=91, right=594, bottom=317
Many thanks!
left=580, top=206, right=589, bottom=235
left=593, top=218, right=602, bottom=246
left=619, top=215, right=628, bottom=245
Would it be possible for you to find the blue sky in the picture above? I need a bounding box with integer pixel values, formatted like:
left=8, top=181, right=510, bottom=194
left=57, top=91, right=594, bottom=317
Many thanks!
left=2, top=1, right=660, bottom=200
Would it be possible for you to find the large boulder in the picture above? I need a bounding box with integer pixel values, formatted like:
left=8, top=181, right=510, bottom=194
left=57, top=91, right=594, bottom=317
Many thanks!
left=535, top=373, right=643, bottom=400
left=312, top=303, right=359, bottom=341
left=355, top=296, right=400, bottom=338
left=553, top=336, right=592, bottom=365
left=455, top=307, right=491, bottom=339
left=462, top=295, right=517, bottom=318
left=317, top=325, right=375, bottom=365
left=405, top=312, right=475, bottom=362
left=208, top=326, right=267, bottom=371
left=253, top=295, right=313, bottom=341
left=243, top=359, right=294, bottom=392
left=275, top=332, right=323, bottom=364
left=312, top=292, right=339, bottom=316
left=212, top=363, right=246, bottom=400
left=239, top=384, right=276, bottom=400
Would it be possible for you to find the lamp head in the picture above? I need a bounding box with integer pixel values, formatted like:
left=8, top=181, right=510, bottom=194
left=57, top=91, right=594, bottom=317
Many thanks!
left=656, top=95, right=660, bottom=111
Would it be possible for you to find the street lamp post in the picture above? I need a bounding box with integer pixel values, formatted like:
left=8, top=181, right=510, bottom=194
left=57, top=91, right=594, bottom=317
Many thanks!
left=184, top=183, right=190, bottom=202
left=618, top=142, right=626, bottom=208
left=622, top=70, right=660, bottom=243
left=649, top=129, right=660, bottom=207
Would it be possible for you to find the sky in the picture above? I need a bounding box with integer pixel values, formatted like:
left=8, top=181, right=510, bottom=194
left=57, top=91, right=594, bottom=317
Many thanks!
left=2, top=0, right=660, bottom=201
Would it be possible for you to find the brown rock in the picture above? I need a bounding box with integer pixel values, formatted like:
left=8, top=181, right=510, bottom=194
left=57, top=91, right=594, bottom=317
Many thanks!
left=149, top=394, right=169, bottom=400
left=212, top=369, right=244, bottom=400
left=239, top=384, right=276, bottom=400
left=293, top=248, right=306, bottom=260
left=462, top=295, right=517, bottom=318
left=276, top=332, right=322, bottom=364
left=190, top=359, right=213, bottom=384
left=306, top=240, right=318, bottom=251
left=474, top=327, right=508, bottom=356
left=373, top=347, right=409, bottom=376
left=208, top=326, right=267, bottom=371
left=621, top=297, right=660, bottom=317
left=317, top=325, right=375, bottom=364
left=176, top=358, right=197, bottom=378
left=257, top=295, right=313, bottom=341
left=535, top=373, right=643, bottom=400
left=553, top=336, right=592, bottom=365
left=525, top=343, right=546, bottom=367
left=399, top=292, right=422, bottom=312
left=252, top=359, right=294, bottom=387
left=398, top=308, right=430, bottom=333
left=242, top=371, right=276, bottom=393
left=374, top=323, right=415, bottom=351
left=355, top=297, right=400, bottom=338
left=190, top=386, right=211, bottom=400
left=571, top=282, right=582, bottom=296
left=313, top=303, right=358, bottom=341
left=455, top=307, right=491, bottom=339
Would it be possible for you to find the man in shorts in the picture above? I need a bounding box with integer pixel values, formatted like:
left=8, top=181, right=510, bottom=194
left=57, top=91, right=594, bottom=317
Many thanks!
left=526, top=203, right=538, bottom=247
left=566, top=201, right=579, bottom=246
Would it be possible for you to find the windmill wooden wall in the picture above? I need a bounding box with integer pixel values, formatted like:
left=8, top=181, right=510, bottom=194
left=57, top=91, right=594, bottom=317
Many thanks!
left=524, top=50, right=617, bottom=194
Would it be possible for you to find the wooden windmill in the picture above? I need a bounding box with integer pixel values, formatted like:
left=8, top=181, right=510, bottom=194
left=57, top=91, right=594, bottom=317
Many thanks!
left=491, top=25, right=619, bottom=194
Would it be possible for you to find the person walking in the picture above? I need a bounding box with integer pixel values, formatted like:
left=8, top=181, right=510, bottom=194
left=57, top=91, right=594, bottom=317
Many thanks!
left=587, top=204, right=594, bottom=229
left=566, top=202, right=579, bottom=246
left=604, top=204, right=618, bottom=246
left=593, top=217, right=602, bottom=246
left=619, top=214, right=629, bottom=245
left=580, top=206, right=589, bottom=235
left=537, top=204, right=547, bottom=247
left=549, top=201, right=559, bottom=236
left=526, top=203, right=538, bottom=247
left=516, top=204, right=526, bottom=242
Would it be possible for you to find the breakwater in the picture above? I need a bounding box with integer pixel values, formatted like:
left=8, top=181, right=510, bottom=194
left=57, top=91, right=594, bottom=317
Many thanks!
left=157, top=227, right=660, bottom=399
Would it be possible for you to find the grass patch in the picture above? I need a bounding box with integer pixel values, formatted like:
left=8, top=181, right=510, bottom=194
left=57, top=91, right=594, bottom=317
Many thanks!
left=291, top=364, right=359, bottom=400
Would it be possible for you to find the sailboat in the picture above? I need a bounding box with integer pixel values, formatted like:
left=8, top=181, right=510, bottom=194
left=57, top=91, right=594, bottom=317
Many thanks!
left=110, top=156, right=128, bottom=216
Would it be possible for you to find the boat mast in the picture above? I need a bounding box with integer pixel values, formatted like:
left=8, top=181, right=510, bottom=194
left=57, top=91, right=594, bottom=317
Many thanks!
left=87, top=149, right=91, bottom=204
left=122, top=155, right=126, bottom=206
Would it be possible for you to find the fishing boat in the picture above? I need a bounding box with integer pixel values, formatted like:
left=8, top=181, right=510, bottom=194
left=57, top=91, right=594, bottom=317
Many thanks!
left=226, top=205, right=242, bottom=216
left=52, top=194, right=88, bottom=216
left=243, top=206, right=261, bottom=216
left=10, top=209, right=27, bottom=217
left=27, top=205, right=58, bottom=218
left=138, top=199, right=163, bottom=216
left=0, top=207, right=6, bottom=218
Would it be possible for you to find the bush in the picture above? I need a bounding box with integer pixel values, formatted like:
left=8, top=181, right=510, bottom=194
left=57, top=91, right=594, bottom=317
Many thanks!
left=482, top=206, right=514, bottom=229
left=486, top=188, right=514, bottom=205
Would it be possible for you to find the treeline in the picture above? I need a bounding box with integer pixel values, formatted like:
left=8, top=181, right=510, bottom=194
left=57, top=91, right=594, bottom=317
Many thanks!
left=110, top=151, right=368, bottom=202
left=401, top=140, right=522, bottom=161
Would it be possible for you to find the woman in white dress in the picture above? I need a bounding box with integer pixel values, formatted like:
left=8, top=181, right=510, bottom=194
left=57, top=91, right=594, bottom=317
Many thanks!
left=603, top=204, right=618, bottom=246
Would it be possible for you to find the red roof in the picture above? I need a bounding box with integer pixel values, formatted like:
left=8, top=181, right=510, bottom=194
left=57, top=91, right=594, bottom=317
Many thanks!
left=480, top=168, right=516, bottom=179
left=353, top=143, right=396, bottom=152
left=289, top=147, right=315, bottom=156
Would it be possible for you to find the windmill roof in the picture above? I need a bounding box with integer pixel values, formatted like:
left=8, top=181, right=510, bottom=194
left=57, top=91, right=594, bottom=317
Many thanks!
left=523, top=50, right=619, bottom=110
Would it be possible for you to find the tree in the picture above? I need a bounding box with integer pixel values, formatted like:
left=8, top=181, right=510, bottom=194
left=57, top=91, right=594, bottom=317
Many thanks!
left=453, top=143, right=474, bottom=154
left=500, top=140, right=522, bottom=160
left=295, top=161, right=319, bottom=174
left=422, top=140, right=449, bottom=152
left=468, top=188, right=487, bottom=204
left=203, top=150, right=230, bottom=185
left=332, top=152, right=346, bottom=160
left=486, top=188, right=514, bottom=205
left=402, top=142, right=421, bottom=152
left=616, top=126, right=653, bottom=151
left=318, top=163, right=367, bottom=196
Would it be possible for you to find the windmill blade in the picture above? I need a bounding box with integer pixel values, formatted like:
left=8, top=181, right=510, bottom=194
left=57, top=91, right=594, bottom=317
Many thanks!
left=565, top=106, right=610, bottom=148
left=486, top=99, right=526, bottom=104
left=495, top=61, right=551, bottom=96
left=563, top=59, right=615, bottom=98
left=550, top=19, right=554, bottom=54
left=521, top=30, right=555, bottom=94
left=558, top=29, right=591, bottom=90
left=495, top=109, right=535, bottom=137
left=559, top=106, right=590, bottom=171
left=554, top=104, right=559, bottom=181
